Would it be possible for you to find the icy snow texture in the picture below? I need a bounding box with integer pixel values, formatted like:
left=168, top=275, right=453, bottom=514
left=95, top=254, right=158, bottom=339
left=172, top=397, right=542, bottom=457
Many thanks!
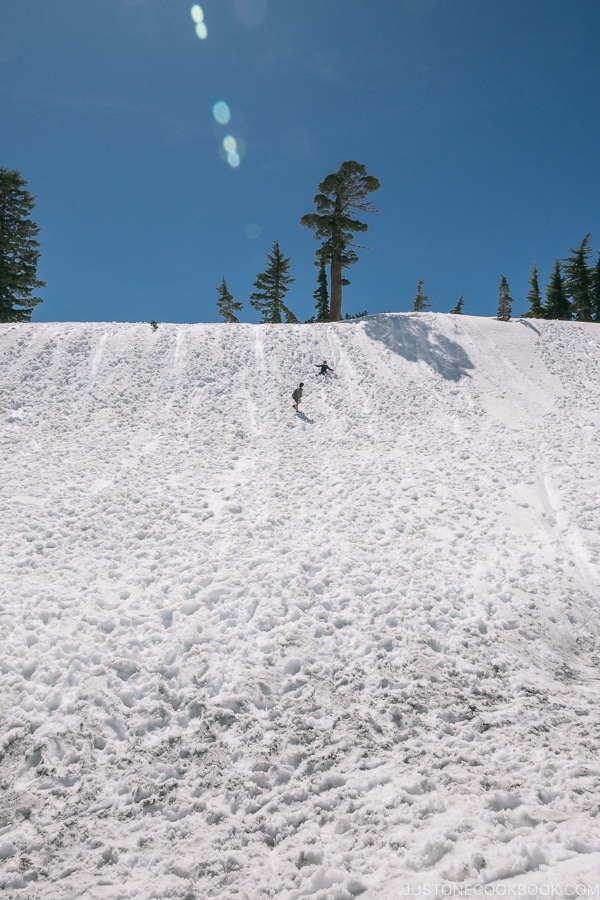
left=1, top=313, right=599, bottom=898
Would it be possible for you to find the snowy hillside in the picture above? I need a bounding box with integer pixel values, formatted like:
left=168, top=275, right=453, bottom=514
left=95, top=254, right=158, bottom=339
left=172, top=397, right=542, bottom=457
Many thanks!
left=1, top=314, right=600, bottom=899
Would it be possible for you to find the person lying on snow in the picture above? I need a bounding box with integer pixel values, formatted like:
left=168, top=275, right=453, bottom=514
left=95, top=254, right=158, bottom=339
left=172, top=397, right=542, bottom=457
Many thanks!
left=315, top=360, right=334, bottom=376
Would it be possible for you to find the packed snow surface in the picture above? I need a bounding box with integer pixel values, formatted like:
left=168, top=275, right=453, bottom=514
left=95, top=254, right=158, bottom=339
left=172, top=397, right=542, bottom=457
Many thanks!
left=1, top=313, right=600, bottom=899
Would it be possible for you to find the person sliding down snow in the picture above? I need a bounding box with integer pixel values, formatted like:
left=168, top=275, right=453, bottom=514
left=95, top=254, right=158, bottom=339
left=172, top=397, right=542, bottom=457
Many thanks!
left=315, top=360, right=334, bottom=376
left=292, top=383, right=304, bottom=412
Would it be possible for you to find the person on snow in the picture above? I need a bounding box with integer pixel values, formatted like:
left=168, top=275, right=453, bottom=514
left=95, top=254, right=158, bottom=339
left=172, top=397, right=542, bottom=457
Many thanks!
left=315, top=360, right=334, bottom=376
left=292, top=382, right=304, bottom=412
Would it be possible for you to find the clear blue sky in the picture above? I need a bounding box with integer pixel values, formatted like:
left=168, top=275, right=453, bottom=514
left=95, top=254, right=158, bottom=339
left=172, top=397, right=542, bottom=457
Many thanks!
left=2, top=0, right=599, bottom=323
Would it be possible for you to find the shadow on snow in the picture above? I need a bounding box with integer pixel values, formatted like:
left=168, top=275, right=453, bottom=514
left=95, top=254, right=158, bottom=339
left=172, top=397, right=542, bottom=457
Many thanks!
left=363, top=314, right=474, bottom=382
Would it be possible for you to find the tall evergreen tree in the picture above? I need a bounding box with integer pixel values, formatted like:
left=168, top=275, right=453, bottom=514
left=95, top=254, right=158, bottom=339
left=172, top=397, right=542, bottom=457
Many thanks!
left=412, top=278, right=431, bottom=312
left=522, top=263, right=545, bottom=318
left=449, top=295, right=464, bottom=315
left=249, top=240, right=297, bottom=324
left=216, top=276, right=242, bottom=322
left=564, top=234, right=593, bottom=321
left=497, top=275, right=513, bottom=321
left=0, top=167, right=45, bottom=322
left=545, top=259, right=571, bottom=320
left=313, top=260, right=329, bottom=322
left=300, top=160, right=380, bottom=321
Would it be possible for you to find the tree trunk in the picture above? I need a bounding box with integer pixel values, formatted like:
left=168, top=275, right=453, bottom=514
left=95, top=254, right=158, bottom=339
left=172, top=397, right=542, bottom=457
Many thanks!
left=329, top=253, right=342, bottom=321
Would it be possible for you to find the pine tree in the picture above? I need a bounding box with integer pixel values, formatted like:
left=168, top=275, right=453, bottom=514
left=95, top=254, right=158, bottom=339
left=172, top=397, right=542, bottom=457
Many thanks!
left=412, top=278, right=431, bottom=312
left=522, top=263, right=545, bottom=318
left=564, top=234, right=593, bottom=321
left=591, top=253, right=600, bottom=322
left=300, top=160, right=380, bottom=321
left=545, top=259, right=571, bottom=320
left=313, top=260, right=329, bottom=322
left=249, top=240, right=297, bottom=324
left=449, top=295, right=464, bottom=315
left=497, top=275, right=513, bottom=321
left=216, top=276, right=242, bottom=323
left=0, top=168, right=45, bottom=322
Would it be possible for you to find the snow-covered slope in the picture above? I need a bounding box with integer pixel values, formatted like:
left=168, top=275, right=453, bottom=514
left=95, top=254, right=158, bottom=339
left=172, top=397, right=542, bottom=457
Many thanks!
left=1, top=314, right=600, bottom=899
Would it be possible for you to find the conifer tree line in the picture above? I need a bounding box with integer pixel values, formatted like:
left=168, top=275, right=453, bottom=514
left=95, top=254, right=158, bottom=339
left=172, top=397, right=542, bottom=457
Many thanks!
left=0, top=161, right=380, bottom=326
left=216, top=160, right=380, bottom=324
left=3, top=164, right=598, bottom=326
left=409, top=279, right=465, bottom=315
left=409, top=233, right=600, bottom=323
left=522, top=235, right=600, bottom=322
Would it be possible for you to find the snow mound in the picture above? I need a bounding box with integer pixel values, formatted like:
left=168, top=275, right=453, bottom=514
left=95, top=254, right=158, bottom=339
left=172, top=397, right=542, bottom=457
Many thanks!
left=1, top=314, right=599, bottom=898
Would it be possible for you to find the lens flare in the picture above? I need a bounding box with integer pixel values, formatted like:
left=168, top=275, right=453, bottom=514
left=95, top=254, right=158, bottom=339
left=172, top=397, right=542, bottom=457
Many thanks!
left=245, top=223, right=261, bottom=239
left=223, top=135, right=237, bottom=154
left=212, top=101, right=231, bottom=125
left=191, top=6, right=207, bottom=38
left=221, top=135, right=244, bottom=167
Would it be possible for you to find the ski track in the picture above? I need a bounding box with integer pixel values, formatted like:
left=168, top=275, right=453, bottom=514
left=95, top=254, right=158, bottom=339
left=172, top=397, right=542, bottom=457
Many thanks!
left=0, top=315, right=599, bottom=898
